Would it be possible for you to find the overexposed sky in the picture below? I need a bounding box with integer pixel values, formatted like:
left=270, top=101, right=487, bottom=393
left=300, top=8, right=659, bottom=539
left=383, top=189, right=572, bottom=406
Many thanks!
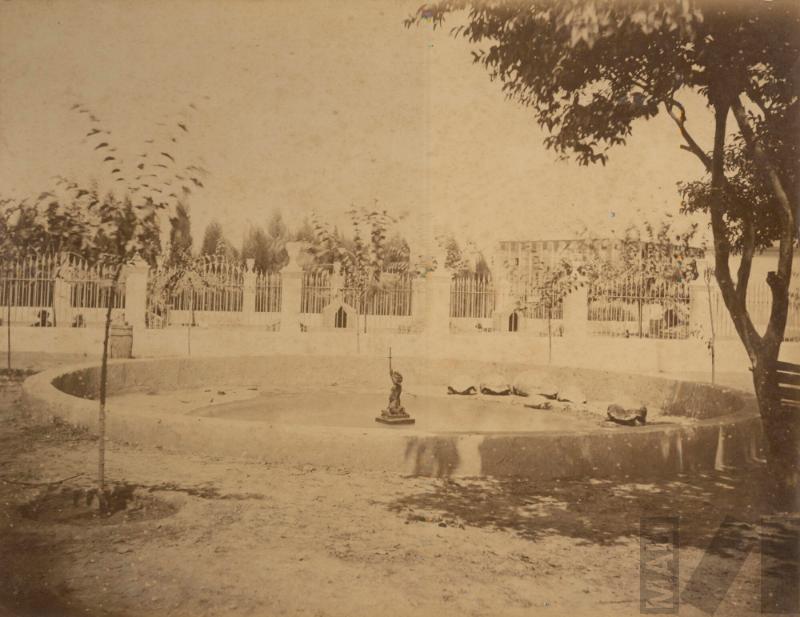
left=0, top=0, right=714, bottom=254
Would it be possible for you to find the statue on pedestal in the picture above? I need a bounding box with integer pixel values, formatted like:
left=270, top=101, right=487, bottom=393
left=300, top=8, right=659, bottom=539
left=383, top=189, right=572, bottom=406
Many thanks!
left=376, top=347, right=415, bottom=425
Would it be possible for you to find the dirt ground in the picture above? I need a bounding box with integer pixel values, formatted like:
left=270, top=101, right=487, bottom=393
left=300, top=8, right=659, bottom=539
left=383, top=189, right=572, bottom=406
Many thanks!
left=0, top=354, right=797, bottom=617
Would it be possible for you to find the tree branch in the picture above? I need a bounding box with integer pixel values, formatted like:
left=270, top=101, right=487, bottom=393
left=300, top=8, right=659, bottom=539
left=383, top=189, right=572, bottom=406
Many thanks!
left=736, top=207, right=755, bottom=306
left=730, top=95, right=796, bottom=355
left=665, top=99, right=712, bottom=171
left=707, top=102, right=762, bottom=363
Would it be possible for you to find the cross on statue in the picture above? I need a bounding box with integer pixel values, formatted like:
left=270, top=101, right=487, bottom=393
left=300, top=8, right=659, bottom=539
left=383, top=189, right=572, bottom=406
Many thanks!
left=387, top=347, right=392, bottom=373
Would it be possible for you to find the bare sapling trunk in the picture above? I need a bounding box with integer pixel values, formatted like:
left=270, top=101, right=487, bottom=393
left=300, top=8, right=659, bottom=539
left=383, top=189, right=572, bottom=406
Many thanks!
left=188, top=292, right=194, bottom=356
left=98, top=265, right=122, bottom=510
left=6, top=279, right=11, bottom=370
left=546, top=304, right=553, bottom=365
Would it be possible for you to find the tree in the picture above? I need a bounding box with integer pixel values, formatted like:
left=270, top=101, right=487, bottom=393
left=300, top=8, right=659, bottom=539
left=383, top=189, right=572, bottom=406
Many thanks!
left=292, top=217, right=316, bottom=243
left=7, top=101, right=209, bottom=510
left=409, top=0, right=799, bottom=510
left=309, top=207, right=400, bottom=340
left=241, top=225, right=272, bottom=271
left=149, top=249, right=218, bottom=352
left=200, top=220, right=224, bottom=256
left=167, top=202, right=193, bottom=265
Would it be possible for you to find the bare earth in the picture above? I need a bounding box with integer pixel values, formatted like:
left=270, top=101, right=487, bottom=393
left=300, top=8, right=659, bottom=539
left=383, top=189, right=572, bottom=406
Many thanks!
left=0, top=354, right=796, bottom=617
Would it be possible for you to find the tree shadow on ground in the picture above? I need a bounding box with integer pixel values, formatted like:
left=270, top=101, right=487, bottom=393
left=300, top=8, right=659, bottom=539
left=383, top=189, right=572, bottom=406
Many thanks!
left=389, top=467, right=799, bottom=565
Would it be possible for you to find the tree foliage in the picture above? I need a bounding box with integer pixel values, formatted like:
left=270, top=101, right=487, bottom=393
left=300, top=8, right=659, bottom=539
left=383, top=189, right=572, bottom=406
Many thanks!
left=409, top=0, right=799, bottom=507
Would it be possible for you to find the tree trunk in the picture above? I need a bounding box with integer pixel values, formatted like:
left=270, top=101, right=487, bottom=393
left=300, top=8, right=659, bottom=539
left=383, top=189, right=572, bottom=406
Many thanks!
left=97, top=267, right=120, bottom=510
left=6, top=280, right=11, bottom=371
left=753, top=356, right=799, bottom=512
left=704, top=273, right=716, bottom=385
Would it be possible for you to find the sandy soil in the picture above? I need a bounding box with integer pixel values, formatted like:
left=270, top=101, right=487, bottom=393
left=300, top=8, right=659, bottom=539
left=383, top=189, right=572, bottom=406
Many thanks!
left=0, top=355, right=797, bottom=617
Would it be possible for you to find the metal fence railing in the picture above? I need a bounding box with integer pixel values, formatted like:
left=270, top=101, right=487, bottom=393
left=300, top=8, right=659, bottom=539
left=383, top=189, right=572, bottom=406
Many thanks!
left=255, top=271, right=282, bottom=313
left=450, top=273, right=495, bottom=318
left=588, top=275, right=691, bottom=339
left=709, top=276, right=800, bottom=341
left=301, top=270, right=331, bottom=314
left=342, top=272, right=413, bottom=316
left=0, top=253, right=124, bottom=327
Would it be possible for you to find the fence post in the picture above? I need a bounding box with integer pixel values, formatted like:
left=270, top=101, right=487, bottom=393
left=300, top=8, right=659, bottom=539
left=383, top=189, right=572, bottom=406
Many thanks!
left=243, top=258, right=256, bottom=326
left=123, top=257, right=149, bottom=333
left=689, top=277, right=713, bottom=339
left=53, top=256, right=72, bottom=327
left=423, top=254, right=451, bottom=335
left=411, top=276, right=427, bottom=327
left=330, top=262, right=344, bottom=302
left=562, top=285, right=588, bottom=338
left=279, top=242, right=306, bottom=332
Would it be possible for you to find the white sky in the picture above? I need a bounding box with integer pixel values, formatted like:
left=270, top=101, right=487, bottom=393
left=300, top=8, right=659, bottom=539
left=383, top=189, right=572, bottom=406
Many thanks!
left=0, top=0, right=715, bottom=255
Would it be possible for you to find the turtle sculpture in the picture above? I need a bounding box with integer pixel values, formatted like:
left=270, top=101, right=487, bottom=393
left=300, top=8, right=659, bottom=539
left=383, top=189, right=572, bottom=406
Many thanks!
left=523, top=394, right=552, bottom=410
left=557, top=386, right=588, bottom=404
left=447, top=375, right=477, bottom=395
left=480, top=374, right=511, bottom=395
left=512, top=371, right=558, bottom=399
left=606, top=404, right=648, bottom=426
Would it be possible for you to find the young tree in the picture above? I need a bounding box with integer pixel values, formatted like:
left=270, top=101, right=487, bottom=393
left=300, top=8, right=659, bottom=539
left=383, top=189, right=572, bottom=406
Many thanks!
left=149, top=249, right=218, bottom=352
left=409, top=0, right=799, bottom=509
left=309, top=207, right=400, bottom=339
left=9, top=102, right=209, bottom=509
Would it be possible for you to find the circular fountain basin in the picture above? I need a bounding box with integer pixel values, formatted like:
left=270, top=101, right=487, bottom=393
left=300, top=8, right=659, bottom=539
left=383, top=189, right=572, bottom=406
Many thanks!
left=22, top=355, right=763, bottom=479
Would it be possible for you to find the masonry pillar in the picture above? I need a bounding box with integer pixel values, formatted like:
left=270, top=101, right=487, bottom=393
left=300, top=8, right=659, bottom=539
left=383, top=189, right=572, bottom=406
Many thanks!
left=242, top=258, right=256, bottom=326
left=123, top=257, right=149, bottom=333
left=489, top=247, right=511, bottom=310
left=562, top=285, right=588, bottom=338
left=279, top=242, right=306, bottom=333
left=689, top=276, right=714, bottom=340
left=424, top=248, right=452, bottom=336
left=52, top=258, right=72, bottom=327
left=329, top=262, right=344, bottom=303
left=411, top=276, right=427, bottom=327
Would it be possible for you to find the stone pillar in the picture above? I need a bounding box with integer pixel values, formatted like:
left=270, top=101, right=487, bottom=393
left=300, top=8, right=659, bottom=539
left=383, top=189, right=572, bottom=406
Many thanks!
left=411, top=276, right=427, bottom=326
left=122, top=257, right=149, bottom=333
left=329, top=262, right=344, bottom=303
left=279, top=242, right=307, bottom=333
left=52, top=270, right=72, bottom=328
left=562, top=285, right=588, bottom=338
left=242, top=258, right=256, bottom=326
left=689, top=277, right=714, bottom=339
left=424, top=252, right=452, bottom=335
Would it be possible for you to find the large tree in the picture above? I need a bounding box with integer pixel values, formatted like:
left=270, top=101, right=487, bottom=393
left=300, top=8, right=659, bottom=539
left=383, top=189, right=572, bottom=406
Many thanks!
left=408, top=0, right=799, bottom=509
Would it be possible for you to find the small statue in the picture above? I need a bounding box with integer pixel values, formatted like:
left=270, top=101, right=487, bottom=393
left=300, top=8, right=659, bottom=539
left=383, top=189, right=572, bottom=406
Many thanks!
left=376, top=347, right=415, bottom=425
left=387, top=368, right=405, bottom=415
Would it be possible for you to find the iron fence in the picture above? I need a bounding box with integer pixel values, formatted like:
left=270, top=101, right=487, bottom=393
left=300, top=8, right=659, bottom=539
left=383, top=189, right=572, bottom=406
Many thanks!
left=588, top=275, right=691, bottom=339
left=255, top=271, right=282, bottom=313
left=341, top=272, right=413, bottom=316
left=450, top=273, right=495, bottom=318
left=301, top=270, right=331, bottom=314
left=709, top=275, right=800, bottom=341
